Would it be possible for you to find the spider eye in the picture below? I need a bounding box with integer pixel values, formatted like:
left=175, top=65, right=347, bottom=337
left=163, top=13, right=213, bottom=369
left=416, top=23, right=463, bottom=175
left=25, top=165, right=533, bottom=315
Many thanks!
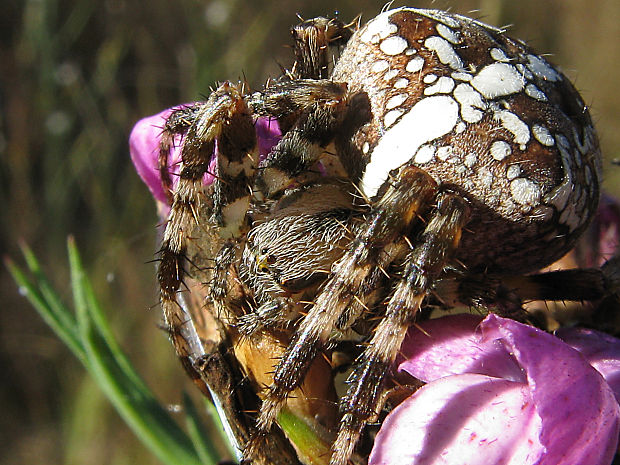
left=256, top=250, right=274, bottom=272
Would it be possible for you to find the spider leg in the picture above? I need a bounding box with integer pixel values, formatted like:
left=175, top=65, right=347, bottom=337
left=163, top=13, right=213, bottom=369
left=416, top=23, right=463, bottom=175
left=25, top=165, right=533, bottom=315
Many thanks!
left=209, top=90, right=258, bottom=237
left=438, top=257, right=620, bottom=329
left=253, top=166, right=438, bottom=439
left=158, top=103, right=203, bottom=203
left=251, top=84, right=373, bottom=199
left=209, top=239, right=249, bottom=325
left=331, top=192, right=471, bottom=465
left=290, top=16, right=353, bottom=80
left=248, top=79, right=348, bottom=121
left=236, top=298, right=298, bottom=335
left=158, top=82, right=257, bottom=373
left=435, top=267, right=607, bottom=309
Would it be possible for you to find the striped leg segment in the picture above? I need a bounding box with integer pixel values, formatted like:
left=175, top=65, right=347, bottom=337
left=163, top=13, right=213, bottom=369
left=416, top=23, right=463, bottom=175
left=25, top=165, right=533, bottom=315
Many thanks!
left=248, top=79, right=350, bottom=197
left=331, top=192, right=471, bottom=465
left=158, top=82, right=257, bottom=366
left=291, top=16, right=352, bottom=80
left=158, top=103, right=203, bottom=203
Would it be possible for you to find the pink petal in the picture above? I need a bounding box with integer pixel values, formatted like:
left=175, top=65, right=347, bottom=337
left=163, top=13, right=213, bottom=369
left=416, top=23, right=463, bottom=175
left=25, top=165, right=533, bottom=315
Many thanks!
left=398, top=314, right=524, bottom=383
left=481, top=315, right=620, bottom=465
left=391, top=315, right=620, bottom=465
left=129, top=107, right=183, bottom=204
left=575, top=194, right=620, bottom=267
left=556, top=327, right=620, bottom=403
left=255, top=117, right=281, bottom=160
left=369, top=373, right=544, bottom=465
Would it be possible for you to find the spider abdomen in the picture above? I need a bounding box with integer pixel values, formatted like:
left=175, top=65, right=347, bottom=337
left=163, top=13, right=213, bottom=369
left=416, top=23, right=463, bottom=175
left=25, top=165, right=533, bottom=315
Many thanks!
left=332, top=8, right=601, bottom=273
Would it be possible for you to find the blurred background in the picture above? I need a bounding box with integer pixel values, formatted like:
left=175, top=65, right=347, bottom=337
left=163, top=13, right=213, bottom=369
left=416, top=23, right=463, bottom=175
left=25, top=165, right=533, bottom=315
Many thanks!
left=1, top=0, right=619, bottom=463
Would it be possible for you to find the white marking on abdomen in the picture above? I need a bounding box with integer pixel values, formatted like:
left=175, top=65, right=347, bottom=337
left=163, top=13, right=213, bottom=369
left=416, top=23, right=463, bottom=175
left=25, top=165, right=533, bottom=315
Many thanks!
left=436, top=23, right=462, bottom=44
left=527, top=54, right=560, bottom=82
left=386, top=94, right=408, bottom=110
left=471, top=63, right=525, bottom=99
left=525, top=83, right=547, bottom=101
left=360, top=11, right=398, bottom=44
left=494, top=110, right=530, bottom=147
left=380, top=36, right=408, bottom=55
left=490, top=140, right=511, bottom=161
left=371, top=60, right=390, bottom=73
left=533, top=124, right=555, bottom=147
left=362, top=95, right=459, bottom=197
left=453, top=83, right=486, bottom=123
left=424, top=36, right=463, bottom=70
left=424, top=76, right=455, bottom=95
left=394, top=78, right=409, bottom=88
left=406, top=56, right=425, bottom=73
left=510, top=177, right=541, bottom=206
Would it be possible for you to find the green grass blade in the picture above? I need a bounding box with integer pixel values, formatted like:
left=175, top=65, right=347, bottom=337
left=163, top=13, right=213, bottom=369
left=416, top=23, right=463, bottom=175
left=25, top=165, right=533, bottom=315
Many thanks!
left=79, top=319, right=205, bottom=465
left=19, top=242, right=82, bottom=336
left=66, top=238, right=208, bottom=465
left=8, top=240, right=233, bottom=464
left=183, top=392, right=223, bottom=464
left=67, top=239, right=152, bottom=393
left=278, top=407, right=331, bottom=465
left=5, top=255, right=87, bottom=364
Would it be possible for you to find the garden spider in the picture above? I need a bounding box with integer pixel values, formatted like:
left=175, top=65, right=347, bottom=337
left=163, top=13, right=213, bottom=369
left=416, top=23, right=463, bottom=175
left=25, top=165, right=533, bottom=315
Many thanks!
left=154, top=7, right=610, bottom=465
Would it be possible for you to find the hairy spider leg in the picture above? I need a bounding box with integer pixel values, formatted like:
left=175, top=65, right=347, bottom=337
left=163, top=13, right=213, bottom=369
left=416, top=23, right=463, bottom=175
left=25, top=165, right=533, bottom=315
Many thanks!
left=291, top=16, right=353, bottom=80
left=434, top=260, right=620, bottom=330
left=453, top=267, right=610, bottom=305
left=250, top=79, right=371, bottom=197
left=331, top=192, right=471, bottom=465
left=158, top=103, right=203, bottom=203
left=253, top=166, right=438, bottom=438
left=158, top=82, right=257, bottom=379
left=249, top=80, right=350, bottom=194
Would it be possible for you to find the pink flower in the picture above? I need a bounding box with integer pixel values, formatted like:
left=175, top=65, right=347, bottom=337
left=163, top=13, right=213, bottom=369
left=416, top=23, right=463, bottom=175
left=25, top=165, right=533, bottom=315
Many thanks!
left=129, top=106, right=184, bottom=205
left=129, top=106, right=281, bottom=216
left=369, top=314, right=620, bottom=465
left=575, top=194, right=620, bottom=268
left=255, top=116, right=282, bottom=160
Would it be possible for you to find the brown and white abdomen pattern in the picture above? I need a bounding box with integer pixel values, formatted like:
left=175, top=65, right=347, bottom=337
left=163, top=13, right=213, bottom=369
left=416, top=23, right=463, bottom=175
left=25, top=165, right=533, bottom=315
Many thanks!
left=333, top=7, right=601, bottom=272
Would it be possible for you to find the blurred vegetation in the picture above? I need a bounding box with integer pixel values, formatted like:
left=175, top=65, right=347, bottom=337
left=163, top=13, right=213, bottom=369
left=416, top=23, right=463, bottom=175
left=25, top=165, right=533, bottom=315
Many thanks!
left=1, top=0, right=619, bottom=464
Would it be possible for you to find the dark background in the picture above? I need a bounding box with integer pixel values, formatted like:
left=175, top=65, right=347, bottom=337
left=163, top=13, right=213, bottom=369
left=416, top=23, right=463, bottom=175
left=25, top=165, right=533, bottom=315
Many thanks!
left=2, top=0, right=619, bottom=463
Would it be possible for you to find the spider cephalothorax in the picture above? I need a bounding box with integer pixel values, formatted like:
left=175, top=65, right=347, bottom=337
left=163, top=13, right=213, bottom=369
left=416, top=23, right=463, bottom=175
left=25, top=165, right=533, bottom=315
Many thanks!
left=154, top=7, right=606, bottom=465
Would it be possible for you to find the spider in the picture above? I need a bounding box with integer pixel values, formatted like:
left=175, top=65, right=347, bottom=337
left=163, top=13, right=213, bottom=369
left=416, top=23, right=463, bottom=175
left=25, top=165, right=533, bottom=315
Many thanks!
left=154, top=7, right=611, bottom=465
